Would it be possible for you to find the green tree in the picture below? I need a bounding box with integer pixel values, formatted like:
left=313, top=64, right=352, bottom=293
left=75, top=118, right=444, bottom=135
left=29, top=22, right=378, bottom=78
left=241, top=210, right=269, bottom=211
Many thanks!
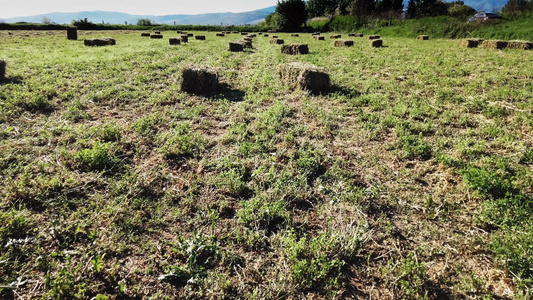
left=448, top=1, right=476, bottom=17
left=348, top=0, right=376, bottom=20
left=275, top=0, right=308, bottom=31
left=264, top=12, right=281, bottom=27
left=41, top=16, right=52, bottom=25
left=307, top=0, right=338, bottom=17
left=136, top=18, right=154, bottom=26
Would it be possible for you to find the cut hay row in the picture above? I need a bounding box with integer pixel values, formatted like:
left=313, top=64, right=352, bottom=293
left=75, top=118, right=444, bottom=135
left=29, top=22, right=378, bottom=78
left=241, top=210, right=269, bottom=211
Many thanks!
left=0, top=59, right=5, bottom=79
left=507, top=40, right=533, bottom=50
left=368, top=35, right=380, bottom=40
left=179, top=66, right=219, bottom=94
left=334, top=39, right=354, bottom=47
left=195, top=35, right=206, bottom=40
left=67, top=27, right=77, bottom=40
left=279, top=62, right=330, bottom=95
left=481, top=40, right=508, bottom=50
left=417, top=35, right=429, bottom=40
left=270, top=38, right=284, bottom=45
left=281, top=44, right=309, bottom=55
left=84, top=38, right=116, bottom=46
left=458, top=39, right=483, bottom=48
left=169, top=38, right=181, bottom=45
left=151, top=34, right=163, bottom=39
left=370, top=39, right=383, bottom=47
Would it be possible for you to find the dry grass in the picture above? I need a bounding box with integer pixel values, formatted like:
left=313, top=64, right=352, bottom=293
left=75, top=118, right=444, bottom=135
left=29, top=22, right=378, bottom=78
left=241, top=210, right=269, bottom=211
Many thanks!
left=279, top=62, right=330, bottom=94
left=179, top=66, right=219, bottom=94
left=507, top=40, right=533, bottom=50
left=334, top=39, right=354, bottom=47
left=281, top=44, right=309, bottom=55
left=481, top=40, right=508, bottom=49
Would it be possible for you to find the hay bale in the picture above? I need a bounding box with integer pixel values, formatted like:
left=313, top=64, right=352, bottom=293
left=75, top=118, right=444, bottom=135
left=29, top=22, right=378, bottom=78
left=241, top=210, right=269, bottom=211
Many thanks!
left=229, top=42, right=244, bottom=52
left=270, top=38, right=284, bottom=44
left=180, top=35, right=189, bottom=43
left=279, top=62, right=330, bottom=94
left=216, top=33, right=225, bottom=37
left=312, top=32, right=320, bottom=36
left=458, top=39, right=483, bottom=48
left=154, top=31, right=161, bottom=34
left=187, top=33, right=193, bottom=37
left=272, top=35, right=278, bottom=39
left=368, top=35, right=380, bottom=40
left=151, top=34, right=163, bottom=39
left=264, top=34, right=269, bottom=37
left=417, top=35, right=429, bottom=40
left=334, top=39, right=354, bottom=47
left=370, top=39, right=383, bottom=47
left=244, top=36, right=253, bottom=42
left=291, top=34, right=299, bottom=37
left=0, top=59, right=5, bottom=79
left=268, top=30, right=276, bottom=33
left=259, top=32, right=263, bottom=35
left=141, top=32, right=151, bottom=37
left=507, top=40, right=533, bottom=50
left=281, top=44, right=309, bottom=55
left=240, top=40, right=253, bottom=49
left=195, top=35, right=206, bottom=40
left=354, top=33, right=364, bottom=37
left=169, top=38, right=181, bottom=45
left=67, top=27, right=77, bottom=40
left=84, top=37, right=116, bottom=46
left=241, top=32, right=248, bottom=35
left=481, top=40, right=508, bottom=50
left=330, top=34, right=341, bottom=39
left=314, top=36, right=325, bottom=41
left=179, top=66, right=219, bottom=94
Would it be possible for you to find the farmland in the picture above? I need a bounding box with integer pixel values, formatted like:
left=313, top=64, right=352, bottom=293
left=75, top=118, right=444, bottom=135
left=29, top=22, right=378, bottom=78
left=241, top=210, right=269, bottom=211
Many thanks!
left=1, top=30, right=532, bottom=299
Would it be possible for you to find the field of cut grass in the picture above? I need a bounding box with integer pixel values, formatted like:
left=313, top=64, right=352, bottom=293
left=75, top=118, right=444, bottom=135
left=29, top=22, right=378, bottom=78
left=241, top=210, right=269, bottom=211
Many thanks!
left=1, top=30, right=533, bottom=299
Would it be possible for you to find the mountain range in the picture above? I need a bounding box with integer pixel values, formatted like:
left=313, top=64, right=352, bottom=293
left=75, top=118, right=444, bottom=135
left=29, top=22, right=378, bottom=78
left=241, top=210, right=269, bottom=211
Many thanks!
left=0, top=0, right=509, bottom=26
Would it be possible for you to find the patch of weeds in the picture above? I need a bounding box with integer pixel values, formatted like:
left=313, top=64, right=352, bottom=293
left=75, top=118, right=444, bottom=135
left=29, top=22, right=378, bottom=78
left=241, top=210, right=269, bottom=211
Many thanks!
left=383, top=253, right=428, bottom=300
left=294, top=144, right=325, bottom=181
left=213, top=158, right=250, bottom=197
left=460, top=166, right=517, bottom=200
left=520, top=148, right=533, bottom=164
left=44, top=261, right=88, bottom=299
left=158, top=122, right=206, bottom=161
left=75, top=141, right=121, bottom=172
left=397, top=132, right=432, bottom=160
left=238, top=198, right=287, bottom=233
left=100, top=121, right=122, bottom=142
left=132, top=116, right=156, bottom=140
left=63, top=100, right=89, bottom=122
left=482, top=104, right=509, bottom=119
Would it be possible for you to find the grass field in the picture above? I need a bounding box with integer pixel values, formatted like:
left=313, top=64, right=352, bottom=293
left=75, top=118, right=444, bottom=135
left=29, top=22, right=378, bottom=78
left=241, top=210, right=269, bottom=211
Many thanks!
left=1, top=30, right=533, bottom=299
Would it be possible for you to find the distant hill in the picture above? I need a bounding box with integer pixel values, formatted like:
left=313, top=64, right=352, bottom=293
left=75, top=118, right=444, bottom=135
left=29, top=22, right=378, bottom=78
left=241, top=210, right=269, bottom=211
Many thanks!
left=0, top=6, right=277, bottom=25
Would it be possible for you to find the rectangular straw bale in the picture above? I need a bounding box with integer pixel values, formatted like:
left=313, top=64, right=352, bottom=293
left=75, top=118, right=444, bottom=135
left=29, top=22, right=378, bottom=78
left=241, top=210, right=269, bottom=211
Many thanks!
left=187, top=33, right=193, bottom=37
left=154, top=31, right=161, bottom=34
left=229, top=42, right=244, bottom=52
left=67, top=27, right=77, bottom=40
left=481, top=40, right=508, bottom=49
left=264, top=34, right=269, bottom=37
left=272, top=35, right=278, bottom=39
left=367, top=35, right=380, bottom=40
left=195, top=35, right=206, bottom=40
left=169, top=38, right=181, bottom=45
left=84, top=38, right=116, bottom=46
left=281, top=44, right=309, bottom=55
left=279, top=62, right=330, bottom=95
left=507, top=40, right=533, bottom=50
left=151, top=34, right=163, bottom=39
left=291, top=34, right=299, bottom=37
left=330, top=34, right=341, bottom=39
left=270, top=38, right=284, bottom=44
left=370, top=39, right=383, bottom=47
left=244, top=37, right=253, bottom=42
left=334, top=39, right=354, bottom=47
left=141, top=32, right=151, bottom=37
left=180, top=35, right=189, bottom=43
left=458, top=39, right=482, bottom=48
left=0, top=59, right=5, bottom=79
left=417, top=35, right=429, bottom=40
left=314, top=36, right=325, bottom=40
left=179, top=66, right=219, bottom=94
left=216, top=33, right=225, bottom=37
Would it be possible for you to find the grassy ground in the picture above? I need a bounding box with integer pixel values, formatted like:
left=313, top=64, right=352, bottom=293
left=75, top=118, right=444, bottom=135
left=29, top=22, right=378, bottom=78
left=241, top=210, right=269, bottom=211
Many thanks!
left=1, top=30, right=532, bottom=299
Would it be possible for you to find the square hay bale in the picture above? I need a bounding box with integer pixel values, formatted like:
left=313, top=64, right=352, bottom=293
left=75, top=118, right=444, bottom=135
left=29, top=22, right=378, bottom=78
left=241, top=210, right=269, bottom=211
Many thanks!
left=330, top=34, right=341, bottom=39
left=180, top=35, right=189, bottom=43
left=481, top=40, right=508, bottom=50
left=368, top=35, right=380, bottom=40
left=291, top=34, right=299, bottom=37
left=216, top=33, right=225, bottom=37
left=417, top=35, right=429, bottom=40
left=334, top=39, right=354, bottom=47
left=244, top=37, right=253, bottom=42
left=241, top=32, right=248, bottom=35
left=370, top=39, right=383, bottom=47
left=279, top=62, right=330, bottom=95
left=229, top=42, right=244, bottom=52
left=272, top=35, right=278, bottom=39
left=84, top=38, right=116, bottom=46
left=179, top=67, right=219, bottom=94
left=458, top=39, right=482, bottom=48
left=259, top=32, right=263, bottom=35
left=312, top=32, right=320, bottom=36
left=264, top=34, right=269, bottom=37
left=281, top=44, right=309, bottom=55
left=187, top=33, right=193, bottom=37
left=270, top=38, right=284, bottom=44
left=249, top=34, right=257, bottom=38
left=507, top=40, right=533, bottom=50
left=151, top=34, right=163, bottom=39
left=67, top=27, right=77, bottom=40
left=314, top=36, right=325, bottom=41
left=348, top=33, right=356, bottom=37
left=195, top=35, right=206, bottom=40
left=240, top=40, right=253, bottom=49
left=354, top=33, right=364, bottom=37
left=169, top=38, right=181, bottom=45
left=141, top=32, right=151, bottom=37
left=0, top=59, right=5, bottom=79
left=154, top=31, right=161, bottom=34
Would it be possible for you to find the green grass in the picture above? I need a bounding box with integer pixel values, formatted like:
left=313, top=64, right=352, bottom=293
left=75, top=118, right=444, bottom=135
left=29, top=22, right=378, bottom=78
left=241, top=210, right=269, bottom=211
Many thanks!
left=1, top=30, right=533, bottom=299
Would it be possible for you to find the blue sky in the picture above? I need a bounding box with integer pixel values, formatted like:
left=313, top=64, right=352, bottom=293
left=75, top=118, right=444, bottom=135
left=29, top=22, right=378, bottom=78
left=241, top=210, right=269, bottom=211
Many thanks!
left=0, top=0, right=278, bottom=18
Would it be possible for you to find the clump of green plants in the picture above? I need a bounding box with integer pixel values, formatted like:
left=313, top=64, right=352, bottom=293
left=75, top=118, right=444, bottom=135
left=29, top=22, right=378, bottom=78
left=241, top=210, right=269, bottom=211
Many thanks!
left=75, top=141, right=121, bottom=171
left=158, top=122, right=206, bottom=160
left=383, top=253, right=428, bottom=299
left=238, top=198, right=287, bottom=232
left=397, top=132, right=432, bottom=160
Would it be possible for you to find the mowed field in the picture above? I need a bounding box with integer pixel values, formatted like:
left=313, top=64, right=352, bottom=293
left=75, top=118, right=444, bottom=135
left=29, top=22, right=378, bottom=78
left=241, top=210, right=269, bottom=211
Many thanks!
left=1, top=30, right=533, bottom=299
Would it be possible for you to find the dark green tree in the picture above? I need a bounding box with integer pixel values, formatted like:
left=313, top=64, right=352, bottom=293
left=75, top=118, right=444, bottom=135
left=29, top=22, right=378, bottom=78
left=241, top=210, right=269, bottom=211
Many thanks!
left=392, top=0, right=404, bottom=11
left=407, top=0, right=417, bottom=18
left=348, top=0, right=376, bottom=19
left=275, top=0, right=308, bottom=31
left=307, top=0, right=338, bottom=17
left=136, top=18, right=154, bottom=26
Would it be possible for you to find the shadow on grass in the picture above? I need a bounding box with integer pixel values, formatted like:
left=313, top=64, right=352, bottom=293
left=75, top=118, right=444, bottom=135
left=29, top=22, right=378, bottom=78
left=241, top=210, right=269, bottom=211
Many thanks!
left=329, top=85, right=362, bottom=98
left=0, top=76, right=24, bottom=85
left=205, top=83, right=246, bottom=102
